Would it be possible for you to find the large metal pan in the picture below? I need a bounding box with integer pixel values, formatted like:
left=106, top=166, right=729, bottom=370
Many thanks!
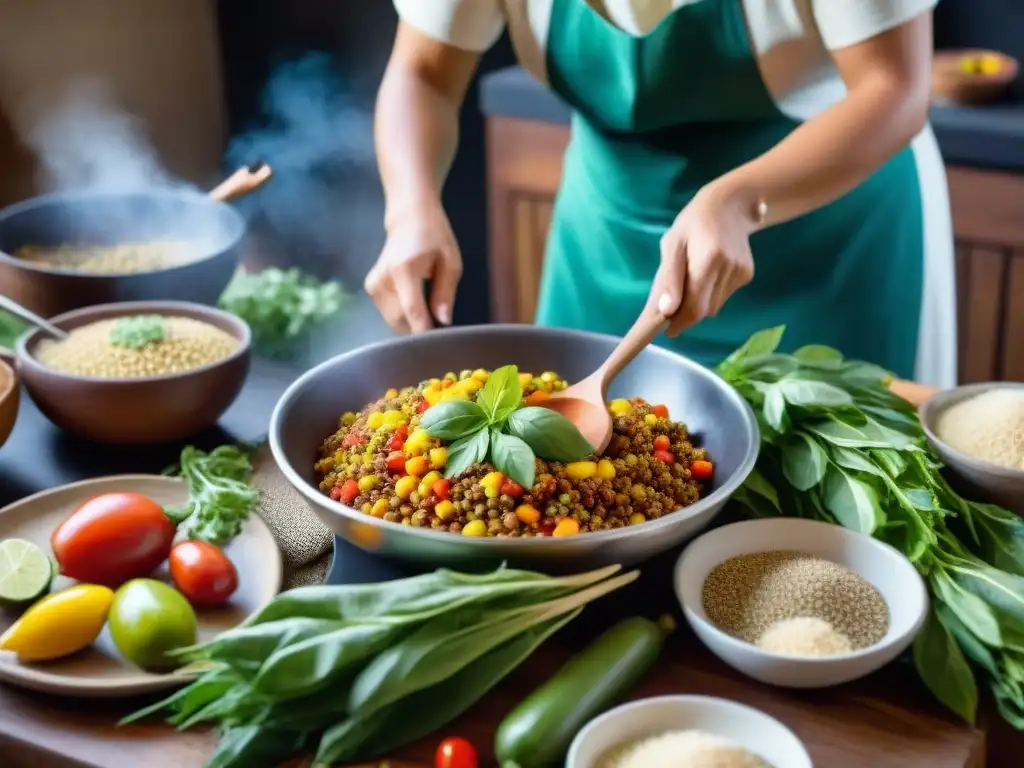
left=0, top=164, right=271, bottom=317
left=269, top=325, right=760, bottom=571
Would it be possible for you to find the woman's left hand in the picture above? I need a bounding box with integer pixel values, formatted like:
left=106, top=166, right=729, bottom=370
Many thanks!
left=650, top=185, right=759, bottom=337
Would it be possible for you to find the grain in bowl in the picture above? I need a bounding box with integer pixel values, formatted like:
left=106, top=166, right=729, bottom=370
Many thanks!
left=314, top=366, right=715, bottom=537
left=34, top=314, right=239, bottom=379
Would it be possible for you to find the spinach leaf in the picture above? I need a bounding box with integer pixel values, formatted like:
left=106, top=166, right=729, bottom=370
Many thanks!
left=762, top=385, right=787, bottom=433
left=742, top=467, right=781, bottom=512
left=913, top=605, right=979, bottom=724
left=475, top=364, right=522, bottom=424
left=419, top=399, right=488, bottom=440
left=506, top=406, right=594, bottom=462
left=793, top=344, right=844, bottom=366
left=821, top=466, right=882, bottom=534
left=721, top=325, right=784, bottom=367
left=778, top=378, right=852, bottom=407
left=443, top=429, right=490, bottom=478
left=490, top=429, right=536, bottom=488
left=781, top=433, right=827, bottom=491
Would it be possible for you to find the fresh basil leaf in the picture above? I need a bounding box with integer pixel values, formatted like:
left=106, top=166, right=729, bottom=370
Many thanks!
left=475, top=365, right=522, bottom=424
left=838, top=361, right=894, bottom=387
left=444, top=430, right=490, bottom=479
left=722, top=326, right=785, bottom=367
left=419, top=400, right=489, bottom=440
left=777, top=378, right=852, bottom=408
left=954, top=565, right=1024, bottom=646
left=829, top=445, right=885, bottom=477
left=821, top=466, right=882, bottom=534
left=762, top=385, right=787, bottom=433
left=938, top=603, right=999, bottom=677
left=808, top=419, right=890, bottom=449
left=871, top=447, right=908, bottom=478
left=793, top=344, right=844, bottom=366
left=858, top=418, right=921, bottom=451
left=781, top=433, right=827, bottom=491
left=489, top=430, right=536, bottom=489
left=903, top=488, right=935, bottom=511
left=913, top=605, right=979, bottom=724
left=742, top=467, right=782, bottom=512
left=505, top=407, right=593, bottom=462
left=933, top=572, right=1002, bottom=648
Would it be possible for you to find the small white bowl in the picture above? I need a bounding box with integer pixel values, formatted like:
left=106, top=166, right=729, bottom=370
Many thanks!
left=675, top=518, right=927, bottom=688
left=566, top=695, right=812, bottom=768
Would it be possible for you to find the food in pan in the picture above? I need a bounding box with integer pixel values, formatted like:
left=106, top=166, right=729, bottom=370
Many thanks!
left=15, top=241, right=193, bottom=274
left=314, top=366, right=714, bottom=537
left=34, top=314, right=239, bottom=378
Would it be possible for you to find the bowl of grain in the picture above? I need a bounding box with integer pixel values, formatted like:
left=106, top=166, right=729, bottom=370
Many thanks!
left=675, top=518, right=927, bottom=688
left=0, top=351, right=18, bottom=448
left=567, top=695, right=812, bottom=768
left=920, top=382, right=1024, bottom=515
left=12, top=300, right=251, bottom=444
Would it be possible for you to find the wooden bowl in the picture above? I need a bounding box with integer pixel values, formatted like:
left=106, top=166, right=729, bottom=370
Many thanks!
left=12, top=301, right=251, bottom=445
left=932, top=49, right=1019, bottom=105
left=0, top=351, right=18, bottom=448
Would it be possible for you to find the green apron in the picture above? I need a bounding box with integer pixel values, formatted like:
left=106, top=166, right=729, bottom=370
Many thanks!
left=535, top=0, right=924, bottom=379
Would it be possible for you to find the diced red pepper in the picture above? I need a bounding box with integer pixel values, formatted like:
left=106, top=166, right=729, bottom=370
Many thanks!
left=500, top=479, right=525, bottom=498
left=653, top=449, right=675, bottom=465
left=651, top=404, right=669, bottom=419
left=386, top=452, right=408, bottom=474
left=432, top=478, right=451, bottom=500
left=386, top=424, right=409, bottom=452
left=342, top=431, right=368, bottom=449
left=653, top=435, right=671, bottom=452
left=338, top=479, right=360, bottom=505
left=538, top=518, right=556, bottom=536
left=329, top=485, right=343, bottom=501
left=417, top=399, right=431, bottom=413
left=691, top=459, right=714, bottom=480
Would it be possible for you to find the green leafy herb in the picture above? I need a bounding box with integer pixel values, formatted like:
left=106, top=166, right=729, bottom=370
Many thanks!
left=719, top=326, right=1024, bottom=729
left=420, top=365, right=593, bottom=487
left=109, top=315, right=165, bottom=349
left=0, top=309, right=27, bottom=349
left=164, top=444, right=261, bottom=546
left=128, top=564, right=638, bottom=767
left=218, top=267, right=346, bottom=358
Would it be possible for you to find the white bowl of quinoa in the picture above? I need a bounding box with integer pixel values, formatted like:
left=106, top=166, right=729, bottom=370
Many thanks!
left=14, top=300, right=251, bottom=445
left=675, top=518, right=928, bottom=688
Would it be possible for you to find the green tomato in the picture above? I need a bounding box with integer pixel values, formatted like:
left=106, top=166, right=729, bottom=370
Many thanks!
left=109, top=578, right=197, bottom=671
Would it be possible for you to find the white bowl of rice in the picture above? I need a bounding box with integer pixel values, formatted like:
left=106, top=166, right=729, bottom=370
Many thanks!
left=675, top=518, right=927, bottom=688
left=566, top=695, right=812, bottom=768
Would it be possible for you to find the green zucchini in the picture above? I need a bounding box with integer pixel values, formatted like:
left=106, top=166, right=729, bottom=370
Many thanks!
left=494, top=615, right=668, bottom=768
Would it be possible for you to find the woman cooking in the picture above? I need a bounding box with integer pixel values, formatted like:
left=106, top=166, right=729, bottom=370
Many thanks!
left=366, top=0, right=956, bottom=387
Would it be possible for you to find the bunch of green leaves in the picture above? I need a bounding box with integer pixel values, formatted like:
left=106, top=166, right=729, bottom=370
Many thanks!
left=0, top=309, right=26, bottom=349
left=218, top=267, right=346, bottom=358
left=125, top=564, right=637, bottom=768
left=163, top=444, right=261, bottom=546
left=109, top=315, right=165, bottom=349
left=418, top=365, right=594, bottom=488
left=718, top=326, right=1024, bottom=728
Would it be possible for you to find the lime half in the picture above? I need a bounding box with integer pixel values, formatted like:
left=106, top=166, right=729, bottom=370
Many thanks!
left=0, top=539, right=53, bottom=606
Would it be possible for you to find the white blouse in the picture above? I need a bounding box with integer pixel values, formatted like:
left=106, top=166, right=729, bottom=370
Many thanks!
left=393, top=0, right=937, bottom=121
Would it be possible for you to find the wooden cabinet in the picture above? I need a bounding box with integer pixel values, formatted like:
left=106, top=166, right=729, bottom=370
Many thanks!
left=487, top=116, right=1024, bottom=384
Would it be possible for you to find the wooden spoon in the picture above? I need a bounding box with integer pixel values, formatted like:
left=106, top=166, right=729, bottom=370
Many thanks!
left=543, top=305, right=667, bottom=455
left=208, top=161, right=274, bottom=202
left=0, top=294, right=67, bottom=340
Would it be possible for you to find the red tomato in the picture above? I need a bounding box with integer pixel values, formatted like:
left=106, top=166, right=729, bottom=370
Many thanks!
left=653, top=449, right=675, bottom=465
left=653, top=435, right=671, bottom=452
left=417, top=399, right=431, bottom=413
left=338, top=478, right=360, bottom=504
left=169, top=540, right=239, bottom=607
left=500, top=479, right=525, bottom=497
left=432, top=478, right=451, bottom=500
left=435, top=736, right=478, bottom=768
left=386, top=452, right=408, bottom=474
left=651, top=404, right=670, bottom=419
left=386, top=424, right=409, bottom=452
left=691, top=459, right=714, bottom=480
left=51, top=492, right=175, bottom=588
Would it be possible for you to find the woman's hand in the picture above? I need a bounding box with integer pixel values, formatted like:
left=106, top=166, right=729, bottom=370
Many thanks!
left=365, top=201, right=462, bottom=334
left=651, top=185, right=759, bottom=338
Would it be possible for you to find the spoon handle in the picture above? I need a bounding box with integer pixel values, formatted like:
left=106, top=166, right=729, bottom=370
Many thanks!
left=209, top=162, right=273, bottom=202
left=0, top=294, right=67, bottom=340
left=598, top=304, right=668, bottom=386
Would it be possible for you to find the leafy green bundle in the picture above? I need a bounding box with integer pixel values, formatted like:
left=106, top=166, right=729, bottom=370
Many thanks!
left=420, top=364, right=594, bottom=487
left=718, top=327, right=1024, bottom=727
left=126, top=565, right=637, bottom=768
left=0, top=309, right=26, bottom=349
left=109, top=315, right=165, bottom=349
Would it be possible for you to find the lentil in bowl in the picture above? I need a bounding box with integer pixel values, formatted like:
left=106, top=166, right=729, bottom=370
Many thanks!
left=314, top=368, right=714, bottom=538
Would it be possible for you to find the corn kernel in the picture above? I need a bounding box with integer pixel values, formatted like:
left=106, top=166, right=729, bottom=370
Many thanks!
left=516, top=504, right=541, bottom=524
left=481, top=471, right=504, bottom=490
left=566, top=461, right=598, bottom=481
left=422, top=470, right=442, bottom=487
left=384, top=388, right=399, bottom=399
left=395, top=475, right=419, bottom=499
left=596, top=459, right=616, bottom=480
left=361, top=502, right=372, bottom=514
left=462, top=519, right=487, bottom=536
left=518, top=372, right=533, bottom=387
left=370, top=498, right=389, bottom=517
left=472, top=368, right=489, bottom=382
left=382, top=410, right=406, bottom=427
left=553, top=518, right=580, bottom=537
left=358, top=475, right=380, bottom=492
left=484, top=485, right=501, bottom=499
left=366, top=411, right=384, bottom=429
left=405, top=456, right=430, bottom=477
left=435, top=500, right=456, bottom=521
left=404, top=428, right=431, bottom=455
left=629, top=512, right=646, bottom=525
left=460, top=378, right=483, bottom=394
left=424, top=388, right=443, bottom=406
left=429, top=447, right=447, bottom=469
left=540, top=371, right=558, bottom=383
left=609, top=399, right=632, bottom=415
left=644, top=413, right=659, bottom=426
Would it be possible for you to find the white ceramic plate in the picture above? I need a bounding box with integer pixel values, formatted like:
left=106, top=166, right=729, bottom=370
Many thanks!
left=0, top=475, right=282, bottom=697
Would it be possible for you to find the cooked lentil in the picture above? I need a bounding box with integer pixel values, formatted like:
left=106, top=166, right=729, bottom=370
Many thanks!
left=16, top=242, right=192, bottom=274
left=34, top=316, right=238, bottom=378
left=701, top=551, right=889, bottom=651
left=314, top=369, right=713, bottom=537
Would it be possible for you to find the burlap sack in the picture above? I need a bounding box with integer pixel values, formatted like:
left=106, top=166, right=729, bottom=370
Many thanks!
left=250, top=444, right=334, bottom=588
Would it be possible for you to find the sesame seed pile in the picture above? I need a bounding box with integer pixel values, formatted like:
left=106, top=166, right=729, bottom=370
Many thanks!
left=702, top=550, right=890, bottom=651
left=35, top=316, right=239, bottom=379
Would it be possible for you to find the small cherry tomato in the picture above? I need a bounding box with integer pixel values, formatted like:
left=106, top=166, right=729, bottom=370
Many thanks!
left=500, top=479, right=525, bottom=498
left=435, top=736, right=478, bottom=768
left=653, top=434, right=671, bottom=452
left=338, top=479, right=360, bottom=504
left=386, top=452, right=408, bottom=474
left=387, top=424, right=409, bottom=451
left=432, top=478, right=451, bottom=500
left=691, top=459, right=714, bottom=480
left=653, top=449, right=675, bottom=464
left=651, top=403, right=669, bottom=419
left=168, top=541, right=239, bottom=607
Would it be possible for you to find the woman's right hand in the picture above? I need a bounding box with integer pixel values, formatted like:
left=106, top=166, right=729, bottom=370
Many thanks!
left=365, top=202, right=463, bottom=334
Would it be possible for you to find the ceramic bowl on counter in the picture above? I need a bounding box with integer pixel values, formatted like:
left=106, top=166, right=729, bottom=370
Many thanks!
left=269, top=324, right=760, bottom=571
left=920, top=381, right=1024, bottom=515
left=10, top=300, right=251, bottom=445
left=675, top=518, right=928, bottom=689
left=567, top=695, right=812, bottom=768
left=0, top=351, right=18, bottom=448
left=932, top=49, right=1019, bottom=106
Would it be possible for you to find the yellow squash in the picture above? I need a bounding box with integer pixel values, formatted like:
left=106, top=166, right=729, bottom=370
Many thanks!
left=0, top=583, right=114, bottom=662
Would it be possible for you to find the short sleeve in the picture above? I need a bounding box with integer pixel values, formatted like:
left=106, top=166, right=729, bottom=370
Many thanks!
left=394, top=0, right=506, bottom=53
left=812, top=0, right=937, bottom=51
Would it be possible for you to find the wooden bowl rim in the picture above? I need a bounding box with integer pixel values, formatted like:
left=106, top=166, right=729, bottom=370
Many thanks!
left=0, top=354, right=16, bottom=404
